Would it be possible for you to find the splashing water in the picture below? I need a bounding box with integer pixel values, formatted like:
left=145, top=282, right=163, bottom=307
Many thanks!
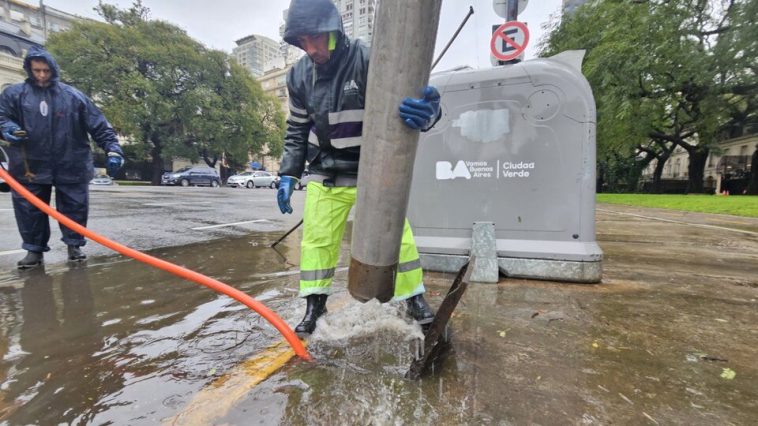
left=310, top=298, right=424, bottom=343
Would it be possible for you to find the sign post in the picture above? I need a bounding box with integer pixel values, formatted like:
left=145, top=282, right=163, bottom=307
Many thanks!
left=492, top=0, right=528, bottom=65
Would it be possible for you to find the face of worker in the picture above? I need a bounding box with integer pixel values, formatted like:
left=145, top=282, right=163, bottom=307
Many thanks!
left=297, top=33, right=330, bottom=65
left=30, top=59, right=52, bottom=87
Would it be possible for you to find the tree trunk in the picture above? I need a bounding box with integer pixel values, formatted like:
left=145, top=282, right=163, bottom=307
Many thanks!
left=596, top=163, right=606, bottom=193
left=651, top=152, right=671, bottom=193
left=220, top=165, right=232, bottom=182
left=686, top=148, right=709, bottom=194
left=748, top=147, right=758, bottom=195
left=201, top=149, right=218, bottom=169
left=150, top=142, right=164, bottom=186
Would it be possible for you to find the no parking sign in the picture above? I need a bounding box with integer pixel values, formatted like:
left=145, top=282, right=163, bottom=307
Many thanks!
left=490, top=21, right=529, bottom=61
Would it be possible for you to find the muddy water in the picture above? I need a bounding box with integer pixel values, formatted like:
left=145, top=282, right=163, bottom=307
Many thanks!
left=0, top=234, right=305, bottom=425
left=1, top=207, right=757, bottom=425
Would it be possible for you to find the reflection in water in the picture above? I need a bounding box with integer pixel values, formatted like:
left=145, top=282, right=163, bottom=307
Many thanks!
left=1, top=265, right=124, bottom=425
left=0, top=232, right=304, bottom=424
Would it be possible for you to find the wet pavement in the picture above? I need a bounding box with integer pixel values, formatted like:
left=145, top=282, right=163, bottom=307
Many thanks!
left=0, top=185, right=304, bottom=268
left=0, top=189, right=756, bottom=425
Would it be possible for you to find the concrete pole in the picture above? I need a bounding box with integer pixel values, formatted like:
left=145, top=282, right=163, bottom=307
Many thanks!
left=348, top=0, right=443, bottom=303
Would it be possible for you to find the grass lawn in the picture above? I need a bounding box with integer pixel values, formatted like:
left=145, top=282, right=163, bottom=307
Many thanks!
left=597, top=193, right=758, bottom=218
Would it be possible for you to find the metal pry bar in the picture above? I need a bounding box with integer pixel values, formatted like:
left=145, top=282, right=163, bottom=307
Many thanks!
left=406, top=258, right=472, bottom=380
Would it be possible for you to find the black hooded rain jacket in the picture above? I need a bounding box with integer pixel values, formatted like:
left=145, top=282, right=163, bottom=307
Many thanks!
left=278, top=0, right=371, bottom=180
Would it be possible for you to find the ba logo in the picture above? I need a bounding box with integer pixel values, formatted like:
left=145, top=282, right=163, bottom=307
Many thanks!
left=343, top=80, right=359, bottom=95
left=436, top=161, right=471, bottom=180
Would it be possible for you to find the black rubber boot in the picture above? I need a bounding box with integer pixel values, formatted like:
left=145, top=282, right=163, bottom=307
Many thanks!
left=67, top=246, right=87, bottom=262
left=406, top=294, right=435, bottom=325
left=17, top=251, right=43, bottom=269
left=295, top=294, right=328, bottom=335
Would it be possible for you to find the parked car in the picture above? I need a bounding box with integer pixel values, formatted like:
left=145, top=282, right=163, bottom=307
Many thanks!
left=227, top=170, right=276, bottom=188
left=161, top=167, right=221, bottom=187
left=90, top=174, right=115, bottom=185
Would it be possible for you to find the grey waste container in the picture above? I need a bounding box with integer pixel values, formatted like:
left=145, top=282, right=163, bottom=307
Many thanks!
left=407, top=50, right=603, bottom=283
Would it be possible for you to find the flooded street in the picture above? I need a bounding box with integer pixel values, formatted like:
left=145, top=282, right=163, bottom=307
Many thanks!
left=0, top=190, right=756, bottom=424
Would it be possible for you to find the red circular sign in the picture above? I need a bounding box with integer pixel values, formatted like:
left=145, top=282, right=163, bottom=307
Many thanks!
left=490, top=21, right=530, bottom=61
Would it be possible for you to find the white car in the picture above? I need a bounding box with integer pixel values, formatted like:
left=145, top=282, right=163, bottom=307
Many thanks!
left=226, top=171, right=276, bottom=188
left=90, top=174, right=115, bottom=185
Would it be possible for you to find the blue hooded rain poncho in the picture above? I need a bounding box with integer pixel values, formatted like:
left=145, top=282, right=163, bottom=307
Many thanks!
left=0, top=46, right=123, bottom=252
left=0, top=45, right=122, bottom=184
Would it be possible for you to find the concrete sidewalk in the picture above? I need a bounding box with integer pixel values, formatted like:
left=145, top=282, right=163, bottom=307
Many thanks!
left=412, top=203, right=757, bottom=424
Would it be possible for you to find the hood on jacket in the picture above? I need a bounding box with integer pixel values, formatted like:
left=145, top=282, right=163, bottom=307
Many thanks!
left=23, top=46, right=60, bottom=84
left=283, top=0, right=345, bottom=49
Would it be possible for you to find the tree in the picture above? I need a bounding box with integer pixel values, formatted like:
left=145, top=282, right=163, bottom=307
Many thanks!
left=46, top=1, right=284, bottom=184
left=748, top=146, right=758, bottom=195
left=541, top=0, right=756, bottom=193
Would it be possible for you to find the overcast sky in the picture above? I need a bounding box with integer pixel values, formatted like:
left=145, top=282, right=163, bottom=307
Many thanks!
left=42, top=0, right=562, bottom=71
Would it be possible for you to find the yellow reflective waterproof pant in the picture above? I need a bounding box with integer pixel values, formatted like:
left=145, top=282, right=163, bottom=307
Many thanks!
left=299, top=182, right=425, bottom=300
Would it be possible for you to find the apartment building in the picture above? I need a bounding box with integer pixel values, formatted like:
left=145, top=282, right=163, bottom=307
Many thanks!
left=0, top=0, right=79, bottom=89
left=562, top=0, right=589, bottom=15
left=255, top=66, right=289, bottom=173
left=232, top=34, right=281, bottom=77
left=332, top=0, right=378, bottom=45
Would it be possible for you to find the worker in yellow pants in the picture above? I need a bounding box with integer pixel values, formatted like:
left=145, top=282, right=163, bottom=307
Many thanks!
left=275, top=0, right=440, bottom=335
left=292, top=181, right=433, bottom=334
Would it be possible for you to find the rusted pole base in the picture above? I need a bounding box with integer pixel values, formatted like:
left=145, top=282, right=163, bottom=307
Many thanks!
left=348, top=257, right=396, bottom=303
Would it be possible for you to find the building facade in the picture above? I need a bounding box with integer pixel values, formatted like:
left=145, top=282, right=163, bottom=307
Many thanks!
left=0, top=0, right=80, bottom=90
left=562, top=0, right=589, bottom=15
left=255, top=65, right=290, bottom=173
left=332, top=0, right=378, bottom=45
left=232, top=34, right=280, bottom=77
left=640, top=134, right=758, bottom=193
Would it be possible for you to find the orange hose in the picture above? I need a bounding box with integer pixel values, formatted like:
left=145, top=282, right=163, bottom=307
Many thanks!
left=0, top=167, right=310, bottom=361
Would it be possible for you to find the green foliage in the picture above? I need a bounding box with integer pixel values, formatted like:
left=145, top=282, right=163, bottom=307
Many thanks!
left=46, top=1, right=285, bottom=184
left=597, top=193, right=758, bottom=218
left=541, top=0, right=757, bottom=193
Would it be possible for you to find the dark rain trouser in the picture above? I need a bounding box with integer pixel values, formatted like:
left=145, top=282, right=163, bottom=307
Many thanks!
left=11, top=182, right=89, bottom=253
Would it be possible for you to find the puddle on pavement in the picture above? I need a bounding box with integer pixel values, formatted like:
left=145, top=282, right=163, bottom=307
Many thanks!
left=0, top=217, right=756, bottom=424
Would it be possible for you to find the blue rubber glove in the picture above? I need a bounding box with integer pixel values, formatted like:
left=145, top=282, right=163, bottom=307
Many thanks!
left=106, top=152, right=124, bottom=177
left=277, top=176, right=296, bottom=214
left=399, top=86, right=441, bottom=130
left=2, top=125, right=28, bottom=144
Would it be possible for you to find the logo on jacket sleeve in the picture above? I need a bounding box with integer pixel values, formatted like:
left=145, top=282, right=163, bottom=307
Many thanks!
left=342, top=80, right=360, bottom=96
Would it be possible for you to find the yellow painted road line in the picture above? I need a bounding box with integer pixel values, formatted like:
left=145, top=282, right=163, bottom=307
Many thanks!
left=165, top=339, right=306, bottom=426
left=166, top=293, right=355, bottom=425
